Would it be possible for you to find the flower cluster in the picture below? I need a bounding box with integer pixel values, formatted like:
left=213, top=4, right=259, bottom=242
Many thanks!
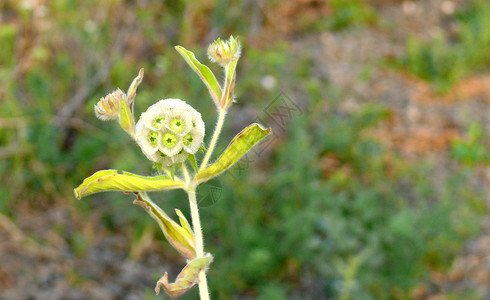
left=135, top=99, right=205, bottom=166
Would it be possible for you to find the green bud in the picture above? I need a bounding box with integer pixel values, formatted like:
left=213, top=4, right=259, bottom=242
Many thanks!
left=207, top=35, right=241, bottom=66
left=94, top=89, right=124, bottom=120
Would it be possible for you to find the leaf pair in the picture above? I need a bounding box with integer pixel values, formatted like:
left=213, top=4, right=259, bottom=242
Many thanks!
left=74, top=123, right=272, bottom=199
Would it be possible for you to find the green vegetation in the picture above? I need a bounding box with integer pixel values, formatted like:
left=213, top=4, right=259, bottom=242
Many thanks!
left=323, top=0, right=378, bottom=30
left=399, top=0, right=490, bottom=92
left=0, top=0, right=487, bottom=299
left=452, top=122, right=489, bottom=165
left=199, top=99, right=485, bottom=298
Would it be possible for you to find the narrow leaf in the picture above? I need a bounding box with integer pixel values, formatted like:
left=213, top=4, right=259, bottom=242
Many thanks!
left=175, top=209, right=193, bottom=236
left=134, top=192, right=196, bottom=259
left=74, top=170, right=185, bottom=199
left=153, top=162, right=163, bottom=174
left=170, top=164, right=175, bottom=181
left=187, top=154, right=198, bottom=173
left=118, top=94, right=135, bottom=136
left=175, top=46, right=222, bottom=105
left=195, top=123, right=271, bottom=184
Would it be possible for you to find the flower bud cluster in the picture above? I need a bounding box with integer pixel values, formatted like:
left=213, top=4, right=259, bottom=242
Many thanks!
left=135, top=99, right=205, bottom=166
left=94, top=89, right=125, bottom=120
left=207, top=35, right=241, bottom=66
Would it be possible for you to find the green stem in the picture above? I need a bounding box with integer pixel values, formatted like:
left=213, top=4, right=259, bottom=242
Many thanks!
left=182, top=163, right=191, bottom=184
left=187, top=188, right=209, bottom=300
left=199, top=109, right=226, bottom=171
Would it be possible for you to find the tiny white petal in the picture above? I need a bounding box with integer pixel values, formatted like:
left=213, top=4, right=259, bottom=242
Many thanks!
left=160, top=155, right=174, bottom=166
left=171, top=152, right=189, bottom=164
left=191, top=114, right=205, bottom=137
left=182, top=129, right=202, bottom=154
left=139, top=103, right=165, bottom=130
left=159, top=98, right=191, bottom=110
left=135, top=122, right=158, bottom=153
left=135, top=121, right=159, bottom=157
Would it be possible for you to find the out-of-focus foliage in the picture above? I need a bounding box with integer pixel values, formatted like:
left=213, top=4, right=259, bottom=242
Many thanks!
left=202, top=99, right=485, bottom=299
left=320, top=0, right=379, bottom=31
left=399, top=0, right=490, bottom=93
left=452, top=122, right=489, bottom=166
left=0, top=0, right=488, bottom=299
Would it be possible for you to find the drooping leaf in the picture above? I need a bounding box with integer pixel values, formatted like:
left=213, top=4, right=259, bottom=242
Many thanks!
left=155, top=254, right=213, bottom=297
left=134, top=192, right=196, bottom=259
left=175, top=46, right=222, bottom=105
left=195, top=123, right=271, bottom=184
left=74, top=170, right=185, bottom=199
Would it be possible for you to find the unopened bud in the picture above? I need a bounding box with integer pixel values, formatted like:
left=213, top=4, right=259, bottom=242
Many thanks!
left=94, top=89, right=125, bottom=120
left=207, top=35, right=241, bottom=66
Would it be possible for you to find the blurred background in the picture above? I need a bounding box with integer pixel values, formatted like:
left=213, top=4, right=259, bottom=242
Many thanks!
left=0, top=0, right=489, bottom=299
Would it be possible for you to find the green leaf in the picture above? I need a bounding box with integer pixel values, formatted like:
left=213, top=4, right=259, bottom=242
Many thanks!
left=187, top=154, right=198, bottom=173
left=175, top=209, right=193, bottom=235
left=175, top=46, right=222, bottom=105
left=153, top=162, right=163, bottom=174
left=74, top=169, right=185, bottom=199
left=118, top=94, right=135, bottom=136
left=195, top=123, right=271, bottom=184
left=134, top=192, right=196, bottom=259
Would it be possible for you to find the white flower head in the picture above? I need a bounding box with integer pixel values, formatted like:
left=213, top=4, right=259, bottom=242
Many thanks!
left=135, top=99, right=205, bottom=166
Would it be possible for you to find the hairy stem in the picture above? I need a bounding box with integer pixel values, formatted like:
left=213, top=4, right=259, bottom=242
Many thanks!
left=199, top=109, right=226, bottom=171
left=182, top=164, right=191, bottom=184
left=187, top=188, right=209, bottom=300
